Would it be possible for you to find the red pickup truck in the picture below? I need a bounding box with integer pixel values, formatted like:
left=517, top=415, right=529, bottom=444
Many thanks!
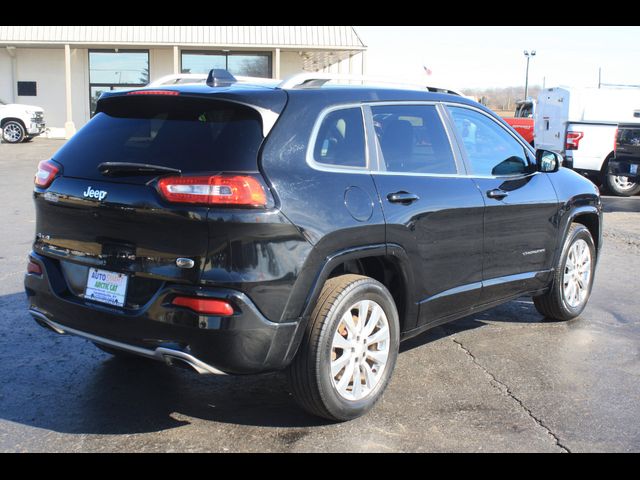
left=503, top=100, right=535, bottom=146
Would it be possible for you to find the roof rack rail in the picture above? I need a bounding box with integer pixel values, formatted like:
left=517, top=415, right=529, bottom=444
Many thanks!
left=277, top=73, right=462, bottom=96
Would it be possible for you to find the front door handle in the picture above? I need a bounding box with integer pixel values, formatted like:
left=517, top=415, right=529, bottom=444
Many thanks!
left=387, top=192, right=420, bottom=204
left=486, top=188, right=509, bottom=200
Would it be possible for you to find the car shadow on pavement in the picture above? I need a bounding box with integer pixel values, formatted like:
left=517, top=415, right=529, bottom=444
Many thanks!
left=0, top=292, right=542, bottom=436
left=400, top=297, right=544, bottom=354
left=0, top=293, right=330, bottom=436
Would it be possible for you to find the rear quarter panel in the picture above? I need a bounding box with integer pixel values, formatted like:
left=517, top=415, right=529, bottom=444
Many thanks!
left=566, top=123, right=616, bottom=172
left=259, top=90, right=388, bottom=323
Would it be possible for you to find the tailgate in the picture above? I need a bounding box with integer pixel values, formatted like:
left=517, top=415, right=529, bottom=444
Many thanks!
left=31, top=91, right=285, bottom=308
left=34, top=176, right=209, bottom=284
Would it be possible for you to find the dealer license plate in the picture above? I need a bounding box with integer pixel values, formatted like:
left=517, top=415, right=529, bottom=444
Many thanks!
left=85, top=268, right=128, bottom=307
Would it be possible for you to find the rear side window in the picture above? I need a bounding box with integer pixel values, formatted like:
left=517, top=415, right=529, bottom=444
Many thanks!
left=371, top=104, right=456, bottom=174
left=54, top=96, right=263, bottom=181
left=313, top=107, right=366, bottom=168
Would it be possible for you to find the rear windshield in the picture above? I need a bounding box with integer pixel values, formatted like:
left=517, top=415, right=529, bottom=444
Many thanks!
left=54, top=96, right=264, bottom=180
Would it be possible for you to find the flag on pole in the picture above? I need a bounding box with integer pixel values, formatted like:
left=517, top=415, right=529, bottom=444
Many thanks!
left=423, top=65, right=432, bottom=76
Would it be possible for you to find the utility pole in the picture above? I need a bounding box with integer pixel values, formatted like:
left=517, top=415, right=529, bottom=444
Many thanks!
left=524, top=50, right=536, bottom=99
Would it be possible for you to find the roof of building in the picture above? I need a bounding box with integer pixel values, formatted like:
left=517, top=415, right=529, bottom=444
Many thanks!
left=0, top=26, right=366, bottom=49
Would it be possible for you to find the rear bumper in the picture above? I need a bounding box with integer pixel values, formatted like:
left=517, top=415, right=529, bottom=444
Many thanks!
left=24, top=252, right=301, bottom=375
left=608, top=159, right=640, bottom=179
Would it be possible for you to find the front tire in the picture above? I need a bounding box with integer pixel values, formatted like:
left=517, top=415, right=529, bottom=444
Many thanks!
left=533, top=223, right=596, bottom=321
left=2, top=121, right=26, bottom=143
left=288, top=274, right=400, bottom=421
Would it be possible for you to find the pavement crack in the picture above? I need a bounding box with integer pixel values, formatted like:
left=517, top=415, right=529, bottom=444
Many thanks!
left=452, top=337, right=571, bottom=453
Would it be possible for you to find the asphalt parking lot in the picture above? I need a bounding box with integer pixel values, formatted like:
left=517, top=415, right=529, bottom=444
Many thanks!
left=1, top=138, right=639, bottom=452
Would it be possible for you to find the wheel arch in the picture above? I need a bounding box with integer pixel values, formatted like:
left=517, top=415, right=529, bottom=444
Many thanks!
left=281, top=244, right=417, bottom=366
left=556, top=207, right=602, bottom=267
left=1, top=117, right=26, bottom=129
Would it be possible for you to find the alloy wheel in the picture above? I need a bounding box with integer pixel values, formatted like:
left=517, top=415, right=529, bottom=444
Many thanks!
left=563, top=238, right=592, bottom=308
left=330, top=300, right=390, bottom=401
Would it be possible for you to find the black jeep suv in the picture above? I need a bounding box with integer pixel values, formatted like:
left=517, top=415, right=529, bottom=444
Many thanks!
left=25, top=71, right=602, bottom=421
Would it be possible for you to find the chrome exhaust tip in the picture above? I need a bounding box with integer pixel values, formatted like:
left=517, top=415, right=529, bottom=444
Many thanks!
left=28, top=309, right=227, bottom=375
left=30, top=310, right=66, bottom=335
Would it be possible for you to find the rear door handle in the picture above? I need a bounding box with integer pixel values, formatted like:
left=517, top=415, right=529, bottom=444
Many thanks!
left=387, top=192, right=420, bottom=204
left=486, top=189, right=509, bottom=200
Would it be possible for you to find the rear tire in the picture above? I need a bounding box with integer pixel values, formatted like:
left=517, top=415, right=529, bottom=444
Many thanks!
left=287, top=274, right=400, bottom=421
left=533, top=223, right=596, bottom=321
left=604, top=173, right=640, bottom=196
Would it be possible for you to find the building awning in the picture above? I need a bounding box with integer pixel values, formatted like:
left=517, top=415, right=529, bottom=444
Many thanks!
left=0, top=26, right=366, bottom=50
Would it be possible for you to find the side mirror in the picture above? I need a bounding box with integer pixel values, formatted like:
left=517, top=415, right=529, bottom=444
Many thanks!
left=536, top=149, right=562, bottom=173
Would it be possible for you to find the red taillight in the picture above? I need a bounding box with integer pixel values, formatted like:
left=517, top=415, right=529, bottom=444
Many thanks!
left=127, top=90, right=180, bottom=96
left=172, top=297, right=235, bottom=316
left=157, top=175, right=268, bottom=207
left=34, top=160, right=60, bottom=188
left=614, top=127, right=618, bottom=154
left=27, top=259, right=42, bottom=276
left=565, top=131, right=584, bottom=151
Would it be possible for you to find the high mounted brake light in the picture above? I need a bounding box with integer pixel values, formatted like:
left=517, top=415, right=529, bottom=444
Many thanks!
left=34, top=160, right=60, bottom=188
left=157, top=175, right=268, bottom=207
left=126, top=90, right=180, bottom=96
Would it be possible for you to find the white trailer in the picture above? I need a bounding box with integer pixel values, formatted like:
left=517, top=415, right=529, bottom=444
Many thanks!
left=534, top=86, right=640, bottom=196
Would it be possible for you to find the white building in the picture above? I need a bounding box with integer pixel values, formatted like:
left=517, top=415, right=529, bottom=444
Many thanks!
left=0, top=26, right=366, bottom=136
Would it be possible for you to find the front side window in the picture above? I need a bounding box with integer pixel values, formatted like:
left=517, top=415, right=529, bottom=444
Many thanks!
left=448, top=106, right=529, bottom=176
left=313, top=108, right=366, bottom=168
left=371, top=104, right=456, bottom=174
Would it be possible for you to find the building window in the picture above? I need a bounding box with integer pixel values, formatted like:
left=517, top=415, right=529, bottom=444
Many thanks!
left=181, top=51, right=271, bottom=78
left=89, top=50, right=149, bottom=116
left=17, top=81, right=37, bottom=96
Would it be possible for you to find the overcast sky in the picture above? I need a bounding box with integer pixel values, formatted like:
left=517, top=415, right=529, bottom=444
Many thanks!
left=355, top=26, right=640, bottom=91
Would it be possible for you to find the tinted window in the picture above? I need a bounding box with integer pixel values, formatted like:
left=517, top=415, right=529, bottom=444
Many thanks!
left=54, top=96, right=263, bottom=182
left=313, top=108, right=366, bottom=168
left=372, top=105, right=456, bottom=174
left=448, top=106, right=529, bottom=176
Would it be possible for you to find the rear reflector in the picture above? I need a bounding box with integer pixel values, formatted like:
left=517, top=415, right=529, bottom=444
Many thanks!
left=34, top=160, right=60, bottom=188
left=565, top=131, right=584, bottom=151
left=27, top=259, right=42, bottom=276
left=172, top=297, right=235, bottom=316
left=127, top=90, right=180, bottom=96
left=157, top=175, right=267, bottom=207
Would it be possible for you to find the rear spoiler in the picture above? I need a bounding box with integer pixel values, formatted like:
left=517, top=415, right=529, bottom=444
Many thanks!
left=95, top=88, right=285, bottom=138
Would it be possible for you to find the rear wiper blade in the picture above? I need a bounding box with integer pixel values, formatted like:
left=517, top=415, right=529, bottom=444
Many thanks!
left=98, top=162, right=181, bottom=177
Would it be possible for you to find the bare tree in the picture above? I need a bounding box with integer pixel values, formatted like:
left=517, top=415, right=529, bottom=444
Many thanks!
left=464, top=85, right=542, bottom=111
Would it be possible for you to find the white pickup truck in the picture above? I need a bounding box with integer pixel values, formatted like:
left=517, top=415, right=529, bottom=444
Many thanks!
left=0, top=99, right=46, bottom=143
left=534, top=86, right=640, bottom=196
